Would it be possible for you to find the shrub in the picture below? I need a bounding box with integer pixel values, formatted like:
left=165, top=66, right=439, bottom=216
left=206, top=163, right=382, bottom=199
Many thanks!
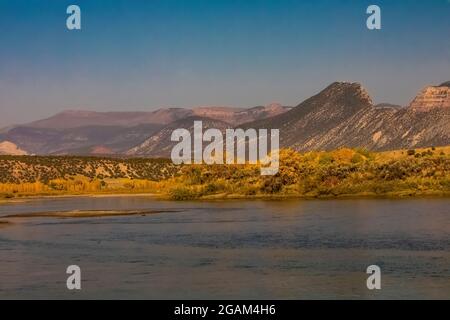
left=319, top=154, right=334, bottom=165
left=351, top=153, right=364, bottom=164
left=261, top=176, right=283, bottom=193
left=203, top=182, right=220, bottom=194
left=355, top=148, right=371, bottom=158
left=169, top=186, right=199, bottom=200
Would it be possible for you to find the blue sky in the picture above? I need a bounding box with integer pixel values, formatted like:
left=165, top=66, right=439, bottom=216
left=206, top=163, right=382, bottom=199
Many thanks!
left=0, top=0, right=449, bottom=126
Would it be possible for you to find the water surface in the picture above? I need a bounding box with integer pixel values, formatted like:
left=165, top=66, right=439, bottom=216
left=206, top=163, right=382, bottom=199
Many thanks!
left=1, top=196, right=450, bottom=299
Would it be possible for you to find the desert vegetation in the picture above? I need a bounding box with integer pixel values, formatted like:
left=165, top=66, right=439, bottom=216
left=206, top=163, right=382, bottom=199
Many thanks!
left=1, top=147, right=450, bottom=200
left=0, top=156, right=180, bottom=198
left=162, top=146, right=450, bottom=200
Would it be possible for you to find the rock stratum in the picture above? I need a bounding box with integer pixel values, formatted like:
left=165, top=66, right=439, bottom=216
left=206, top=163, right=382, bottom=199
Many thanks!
left=409, top=82, right=450, bottom=111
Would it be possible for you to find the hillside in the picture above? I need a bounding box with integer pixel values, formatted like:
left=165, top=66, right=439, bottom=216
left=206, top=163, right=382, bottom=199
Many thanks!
left=0, top=156, right=180, bottom=185
left=126, top=116, right=231, bottom=157
left=0, top=124, right=164, bottom=155
left=243, top=81, right=450, bottom=151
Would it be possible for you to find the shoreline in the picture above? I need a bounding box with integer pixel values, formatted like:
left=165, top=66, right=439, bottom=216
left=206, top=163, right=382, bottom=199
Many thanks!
left=0, top=192, right=158, bottom=204
left=2, top=190, right=450, bottom=204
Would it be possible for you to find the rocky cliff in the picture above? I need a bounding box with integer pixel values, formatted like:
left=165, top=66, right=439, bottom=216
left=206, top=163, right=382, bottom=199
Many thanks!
left=409, top=82, right=450, bottom=111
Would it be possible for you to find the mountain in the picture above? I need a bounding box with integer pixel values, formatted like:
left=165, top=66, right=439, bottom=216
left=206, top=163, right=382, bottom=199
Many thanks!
left=0, top=141, right=28, bottom=155
left=377, top=82, right=450, bottom=149
left=3, top=81, right=450, bottom=156
left=24, top=105, right=291, bottom=129
left=243, top=82, right=377, bottom=150
left=127, top=82, right=402, bottom=155
left=2, top=105, right=290, bottom=155
left=0, top=124, right=163, bottom=155
left=243, top=81, right=450, bottom=152
left=126, top=104, right=290, bottom=157
left=374, top=103, right=403, bottom=110
left=409, top=82, right=450, bottom=112
left=126, top=116, right=231, bottom=157
left=25, top=109, right=190, bottom=129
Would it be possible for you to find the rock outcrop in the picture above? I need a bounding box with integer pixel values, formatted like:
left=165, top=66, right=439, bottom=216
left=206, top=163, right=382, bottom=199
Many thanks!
left=0, top=141, right=28, bottom=155
left=409, top=83, right=450, bottom=111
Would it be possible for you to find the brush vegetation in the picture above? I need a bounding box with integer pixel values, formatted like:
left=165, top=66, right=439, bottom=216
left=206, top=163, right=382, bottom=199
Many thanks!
left=1, top=146, right=450, bottom=200
left=0, top=156, right=180, bottom=198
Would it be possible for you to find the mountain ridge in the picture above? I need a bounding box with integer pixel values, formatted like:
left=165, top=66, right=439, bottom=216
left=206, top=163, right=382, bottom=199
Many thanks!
left=2, top=81, right=450, bottom=156
left=24, top=105, right=291, bottom=129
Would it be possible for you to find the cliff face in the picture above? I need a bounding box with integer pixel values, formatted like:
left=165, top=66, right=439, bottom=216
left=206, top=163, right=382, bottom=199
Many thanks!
left=409, top=84, right=450, bottom=111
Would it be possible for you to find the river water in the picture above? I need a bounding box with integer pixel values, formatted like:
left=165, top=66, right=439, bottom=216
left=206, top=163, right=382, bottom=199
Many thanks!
left=1, top=196, right=450, bottom=299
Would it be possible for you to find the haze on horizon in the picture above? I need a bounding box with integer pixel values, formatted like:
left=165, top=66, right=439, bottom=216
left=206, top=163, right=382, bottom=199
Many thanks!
left=0, top=0, right=449, bottom=127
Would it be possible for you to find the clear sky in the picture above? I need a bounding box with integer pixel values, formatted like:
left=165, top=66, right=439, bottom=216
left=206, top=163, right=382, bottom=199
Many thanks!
left=0, top=0, right=449, bottom=127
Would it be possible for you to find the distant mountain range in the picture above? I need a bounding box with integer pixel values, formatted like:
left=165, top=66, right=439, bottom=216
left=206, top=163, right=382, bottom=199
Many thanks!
left=24, top=104, right=290, bottom=129
left=1, top=81, right=449, bottom=156
left=0, top=104, right=289, bottom=155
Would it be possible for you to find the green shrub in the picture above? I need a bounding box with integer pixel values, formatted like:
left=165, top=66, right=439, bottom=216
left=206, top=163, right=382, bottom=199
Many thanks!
left=169, top=187, right=199, bottom=200
left=355, top=148, right=371, bottom=158
left=351, top=153, right=364, bottom=164
left=319, top=154, right=334, bottom=165
left=261, top=176, right=283, bottom=193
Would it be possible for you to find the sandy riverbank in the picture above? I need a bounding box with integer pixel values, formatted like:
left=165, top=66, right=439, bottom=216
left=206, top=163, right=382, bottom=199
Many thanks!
left=2, top=190, right=450, bottom=205
left=0, top=192, right=159, bottom=205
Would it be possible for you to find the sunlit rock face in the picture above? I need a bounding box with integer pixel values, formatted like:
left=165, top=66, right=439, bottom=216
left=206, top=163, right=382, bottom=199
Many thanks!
left=0, top=141, right=28, bottom=155
left=409, top=83, right=450, bottom=111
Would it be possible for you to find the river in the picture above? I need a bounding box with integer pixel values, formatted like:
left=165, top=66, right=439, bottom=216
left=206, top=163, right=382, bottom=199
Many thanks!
left=1, top=196, right=449, bottom=299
